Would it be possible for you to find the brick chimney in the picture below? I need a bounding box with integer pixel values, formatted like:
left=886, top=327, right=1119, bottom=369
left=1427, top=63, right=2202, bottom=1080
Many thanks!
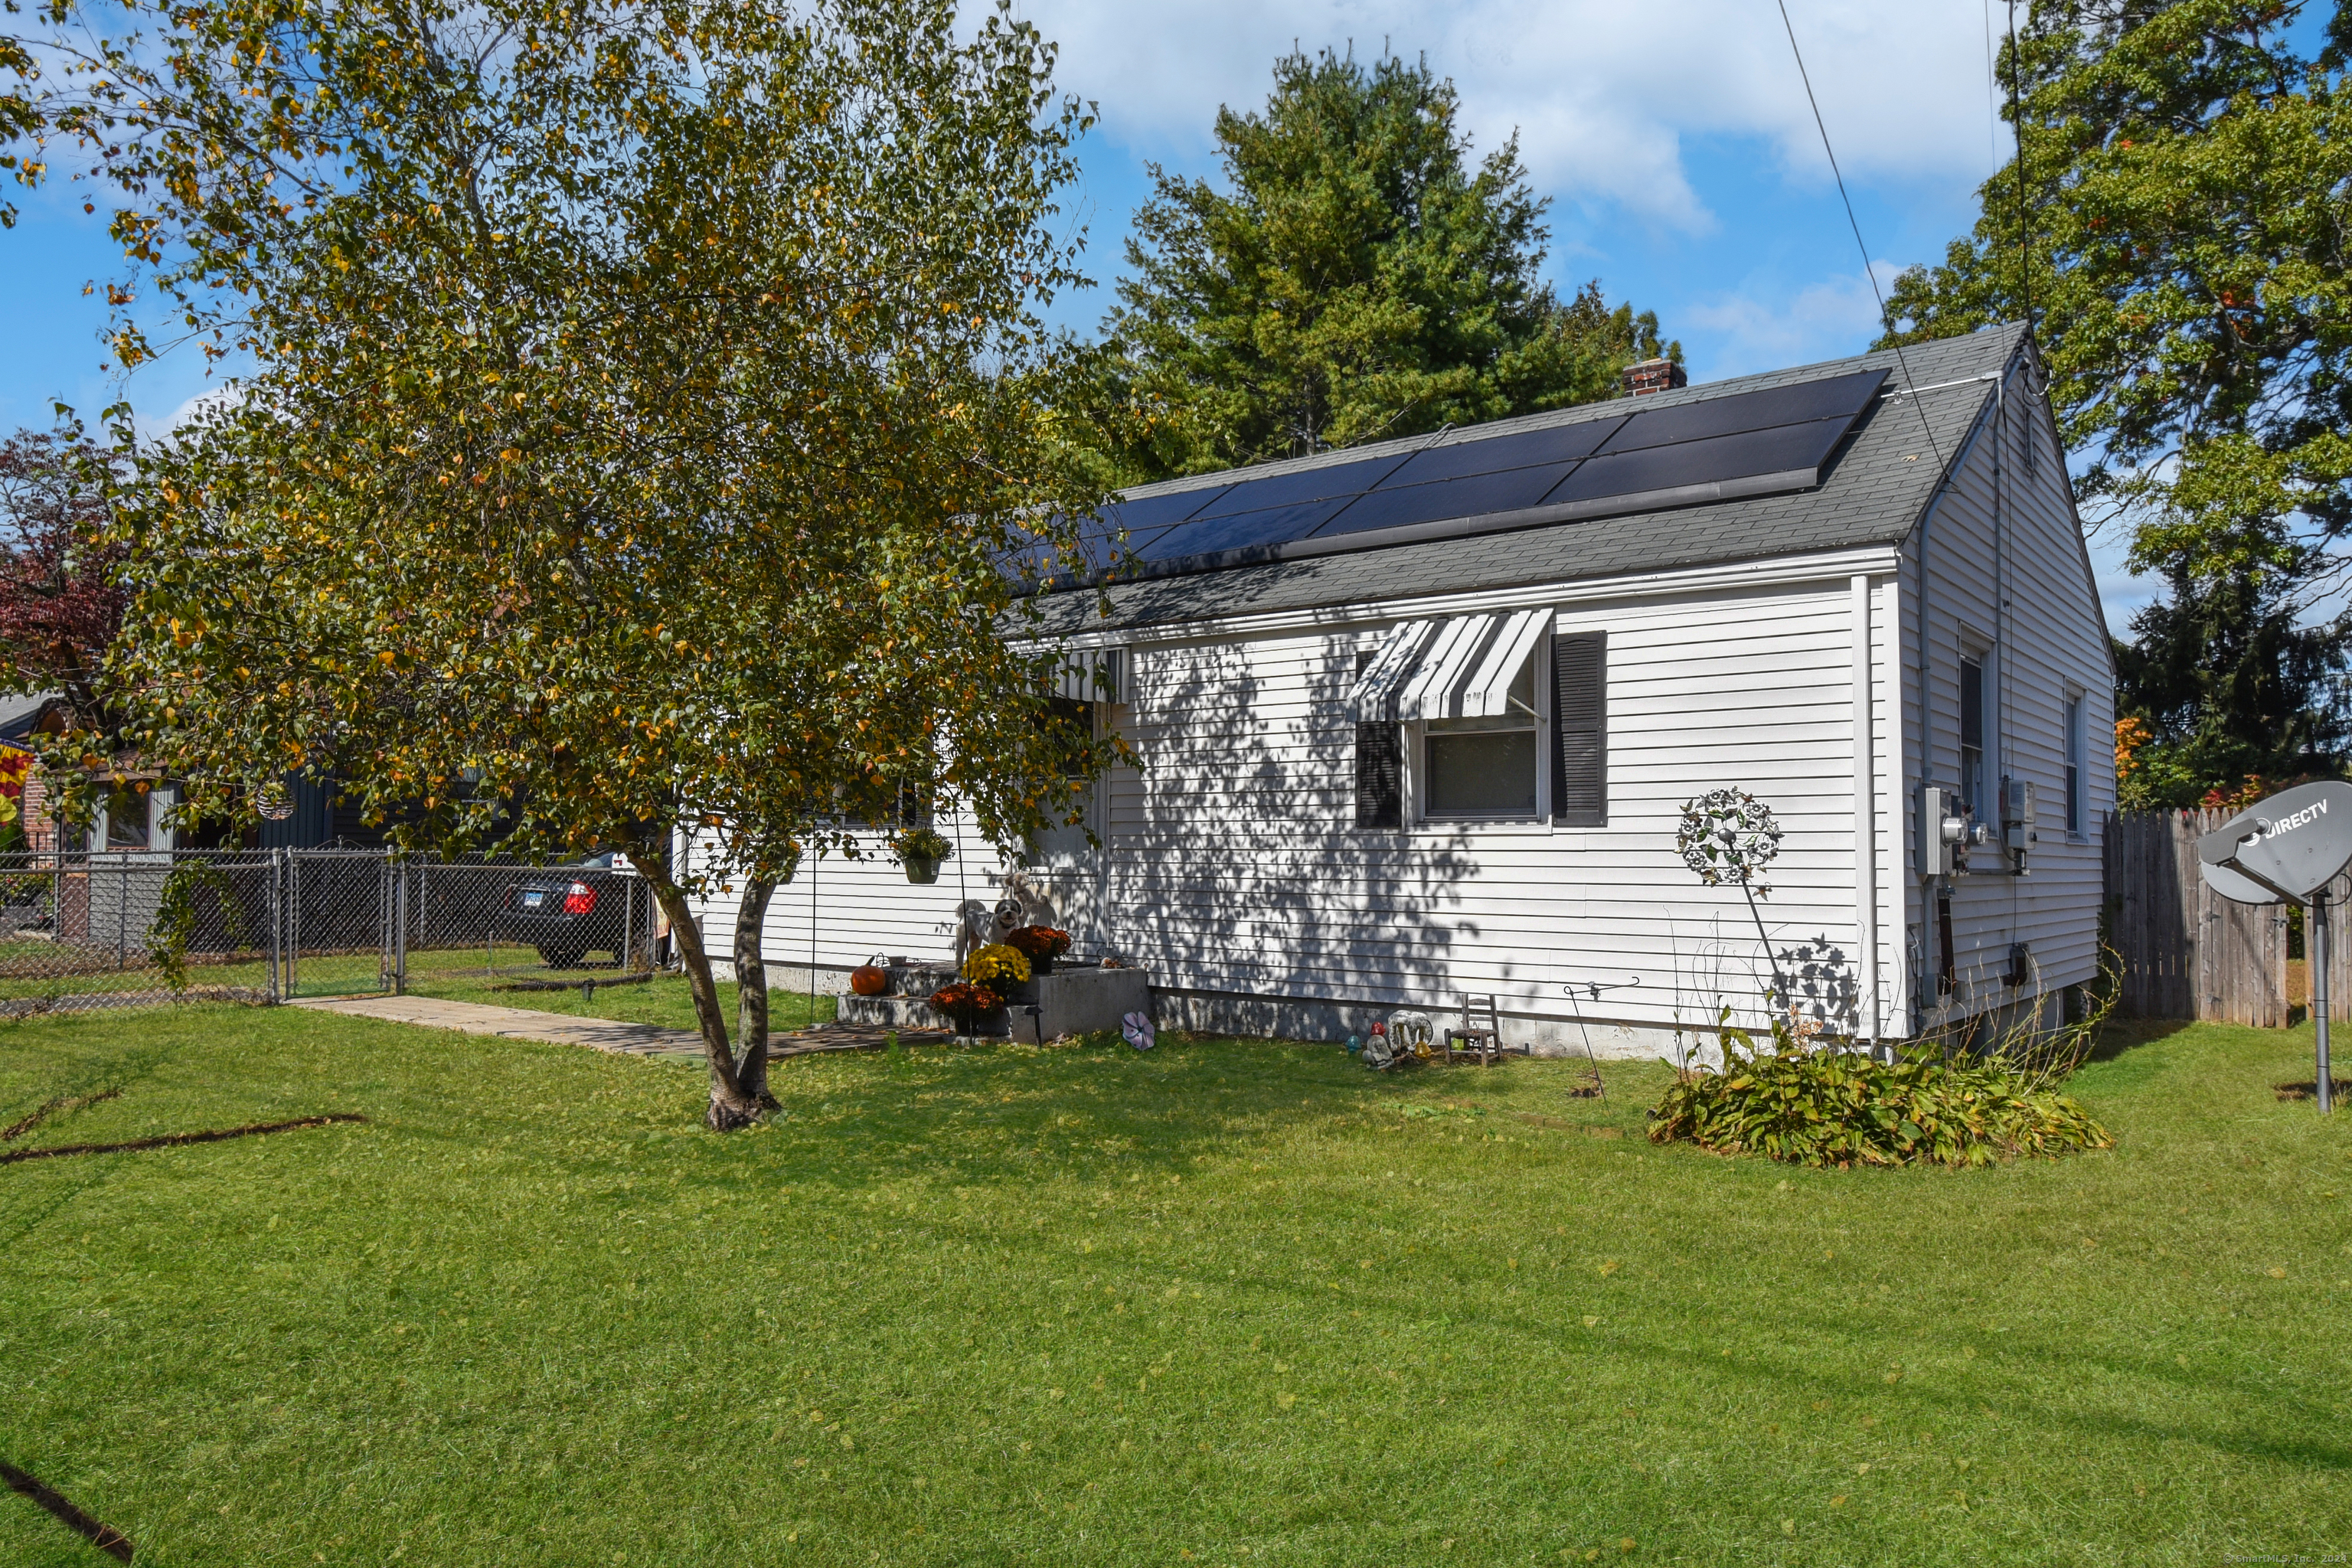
left=1620, top=358, right=1687, bottom=397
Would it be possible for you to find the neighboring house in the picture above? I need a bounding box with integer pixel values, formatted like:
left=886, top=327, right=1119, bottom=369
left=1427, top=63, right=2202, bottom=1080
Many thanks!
left=1, top=688, right=377, bottom=854
left=692, top=322, right=2112, bottom=1054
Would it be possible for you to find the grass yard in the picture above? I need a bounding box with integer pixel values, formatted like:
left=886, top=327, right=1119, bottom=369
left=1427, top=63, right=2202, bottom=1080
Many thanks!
left=0, top=1007, right=2346, bottom=1566
left=397, top=953, right=840, bottom=1034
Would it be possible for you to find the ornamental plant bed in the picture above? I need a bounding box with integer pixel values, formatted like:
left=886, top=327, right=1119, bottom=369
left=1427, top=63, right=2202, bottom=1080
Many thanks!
left=1648, top=1044, right=2113, bottom=1168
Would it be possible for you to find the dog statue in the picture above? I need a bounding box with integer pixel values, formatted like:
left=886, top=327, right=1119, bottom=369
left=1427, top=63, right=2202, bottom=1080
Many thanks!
left=951, top=873, right=1066, bottom=967
left=998, top=871, right=1060, bottom=933
left=951, top=900, right=999, bottom=968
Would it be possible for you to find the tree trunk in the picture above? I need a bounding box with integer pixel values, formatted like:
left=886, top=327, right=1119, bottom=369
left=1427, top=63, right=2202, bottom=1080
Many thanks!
left=631, top=845, right=763, bottom=1130
left=733, top=877, right=779, bottom=1110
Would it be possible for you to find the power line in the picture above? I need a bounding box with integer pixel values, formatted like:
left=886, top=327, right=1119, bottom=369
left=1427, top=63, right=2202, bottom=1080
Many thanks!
left=1984, top=0, right=2001, bottom=161
left=2007, top=0, right=2034, bottom=333
left=1772, top=0, right=1944, bottom=472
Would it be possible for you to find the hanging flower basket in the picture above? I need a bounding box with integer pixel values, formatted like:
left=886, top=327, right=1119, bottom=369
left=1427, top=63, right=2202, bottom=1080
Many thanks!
left=892, top=826, right=954, bottom=885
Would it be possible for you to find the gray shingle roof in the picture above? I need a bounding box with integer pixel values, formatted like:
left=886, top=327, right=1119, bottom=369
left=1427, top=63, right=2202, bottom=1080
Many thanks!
left=1032, top=323, right=2027, bottom=634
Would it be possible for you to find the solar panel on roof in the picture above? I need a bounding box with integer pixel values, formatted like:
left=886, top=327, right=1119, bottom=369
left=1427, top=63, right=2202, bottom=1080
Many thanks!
left=1135, top=496, right=1360, bottom=561
left=1049, top=364, right=1896, bottom=587
left=1308, top=460, right=1583, bottom=539
left=1374, top=416, right=1628, bottom=489
left=1596, top=368, right=1886, bottom=455
left=1540, top=415, right=1859, bottom=508
left=1097, top=485, right=1231, bottom=531
left=1184, top=453, right=1408, bottom=521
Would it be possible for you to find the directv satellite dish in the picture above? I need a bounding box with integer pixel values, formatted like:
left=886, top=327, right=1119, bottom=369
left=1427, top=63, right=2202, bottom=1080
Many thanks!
left=2197, top=779, right=2352, bottom=1116
left=2197, top=779, right=2352, bottom=903
left=2199, top=858, right=2283, bottom=906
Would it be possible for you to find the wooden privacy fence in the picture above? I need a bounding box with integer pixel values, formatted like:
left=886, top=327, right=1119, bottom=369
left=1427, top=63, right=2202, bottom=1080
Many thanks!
left=2103, top=808, right=2352, bottom=1025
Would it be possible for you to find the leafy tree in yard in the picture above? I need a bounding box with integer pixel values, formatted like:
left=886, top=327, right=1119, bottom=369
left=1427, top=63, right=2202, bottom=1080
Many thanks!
left=2111, top=564, right=2349, bottom=806
left=1074, top=47, right=1676, bottom=483
left=0, top=423, right=126, bottom=724
left=1881, top=0, right=2352, bottom=794
left=0, top=1, right=46, bottom=227
left=49, top=0, right=1113, bottom=1128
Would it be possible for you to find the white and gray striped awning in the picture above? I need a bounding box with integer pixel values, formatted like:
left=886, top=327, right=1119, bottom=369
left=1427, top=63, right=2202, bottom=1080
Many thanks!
left=1050, top=647, right=1127, bottom=704
left=1348, top=609, right=1547, bottom=723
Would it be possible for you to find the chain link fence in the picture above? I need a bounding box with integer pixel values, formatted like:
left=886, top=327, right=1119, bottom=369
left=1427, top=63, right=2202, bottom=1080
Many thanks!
left=0, top=849, right=661, bottom=1018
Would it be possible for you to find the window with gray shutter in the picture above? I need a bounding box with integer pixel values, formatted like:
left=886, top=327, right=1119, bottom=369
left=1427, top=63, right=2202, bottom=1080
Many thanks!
left=1551, top=631, right=1606, bottom=825
left=1355, top=722, right=1403, bottom=829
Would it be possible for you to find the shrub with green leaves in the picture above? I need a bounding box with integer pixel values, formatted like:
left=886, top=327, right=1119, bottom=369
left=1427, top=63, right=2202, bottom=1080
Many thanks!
left=1648, top=1040, right=2113, bottom=1169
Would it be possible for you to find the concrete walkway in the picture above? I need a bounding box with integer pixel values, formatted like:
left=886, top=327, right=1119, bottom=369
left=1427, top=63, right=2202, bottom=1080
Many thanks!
left=286, top=994, right=945, bottom=1063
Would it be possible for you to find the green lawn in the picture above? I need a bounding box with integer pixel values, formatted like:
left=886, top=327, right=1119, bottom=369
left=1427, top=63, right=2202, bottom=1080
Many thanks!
left=0, top=1007, right=2345, bottom=1566
left=397, top=952, right=839, bottom=1032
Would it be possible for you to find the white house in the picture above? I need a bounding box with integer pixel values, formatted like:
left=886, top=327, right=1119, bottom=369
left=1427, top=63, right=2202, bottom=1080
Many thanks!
left=694, top=322, right=2112, bottom=1057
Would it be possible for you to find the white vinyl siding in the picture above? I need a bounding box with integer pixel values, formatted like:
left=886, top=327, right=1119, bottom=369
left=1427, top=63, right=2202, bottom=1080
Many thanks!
left=1894, top=358, right=2112, bottom=1031
left=689, top=348, right=2111, bottom=1047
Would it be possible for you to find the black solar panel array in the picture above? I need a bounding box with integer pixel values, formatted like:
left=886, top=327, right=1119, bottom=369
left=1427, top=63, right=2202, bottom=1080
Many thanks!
left=1016, top=365, right=1889, bottom=586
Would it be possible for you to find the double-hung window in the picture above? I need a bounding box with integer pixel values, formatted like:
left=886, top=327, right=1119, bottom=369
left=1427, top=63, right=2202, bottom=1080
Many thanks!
left=1423, top=655, right=1540, bottom=820
left=2065, top=692, right=2086, bottom=835
left=1958, top=655, right=1987, bottom=819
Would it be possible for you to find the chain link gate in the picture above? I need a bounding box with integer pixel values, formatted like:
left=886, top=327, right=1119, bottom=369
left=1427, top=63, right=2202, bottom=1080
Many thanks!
left=3, top=848, right=658, bottom=1015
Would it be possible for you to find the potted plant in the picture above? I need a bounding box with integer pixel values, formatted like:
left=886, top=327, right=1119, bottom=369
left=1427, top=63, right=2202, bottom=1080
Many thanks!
left=1004, top=923, right=1071, bottom=976
left=963, top=941, right=1032, bottom=1001
left=891, top=825, right=954, bottom=885
left=928, top=979, right=1001, bottom=1039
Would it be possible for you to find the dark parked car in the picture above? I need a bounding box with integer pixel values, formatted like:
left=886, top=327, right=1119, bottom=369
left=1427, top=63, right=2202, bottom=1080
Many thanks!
left=502, top=854, right=635, bottom=969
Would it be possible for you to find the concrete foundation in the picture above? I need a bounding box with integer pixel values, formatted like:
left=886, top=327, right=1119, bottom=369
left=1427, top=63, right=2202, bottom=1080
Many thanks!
left=719, top=965, right=2040, bottom=1070
left=1147, top=985, right=1709, bottom=1064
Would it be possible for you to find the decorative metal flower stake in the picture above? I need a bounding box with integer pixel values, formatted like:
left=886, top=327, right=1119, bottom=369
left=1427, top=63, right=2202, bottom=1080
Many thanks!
left=1677, top=788, right=1789, bottom=1015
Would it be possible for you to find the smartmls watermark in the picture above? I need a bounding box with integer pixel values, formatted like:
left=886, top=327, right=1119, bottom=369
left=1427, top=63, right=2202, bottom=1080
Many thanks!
left=2221, top=1555, right=2348, bottom=1564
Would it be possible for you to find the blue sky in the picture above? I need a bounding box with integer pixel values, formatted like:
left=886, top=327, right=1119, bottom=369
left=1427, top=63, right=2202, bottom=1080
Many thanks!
left=0, top=0, right=2161, bottom=629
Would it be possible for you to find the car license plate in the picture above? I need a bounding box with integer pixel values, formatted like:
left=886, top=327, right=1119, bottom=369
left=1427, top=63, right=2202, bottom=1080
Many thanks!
left=522, top=890, right=544, bottom=908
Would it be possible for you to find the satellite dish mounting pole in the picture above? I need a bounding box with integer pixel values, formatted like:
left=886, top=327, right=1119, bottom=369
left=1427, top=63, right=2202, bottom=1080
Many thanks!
left=2314, top=887, right=2334, bottom=1115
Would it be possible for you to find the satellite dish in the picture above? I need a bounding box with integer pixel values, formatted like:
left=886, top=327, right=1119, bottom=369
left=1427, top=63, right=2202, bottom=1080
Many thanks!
left=2197, top=780, right=2352, bottom=1117
left=2196, top=780, right=2352, bottom=903
left=2199, top=858, right=2283, bottom=906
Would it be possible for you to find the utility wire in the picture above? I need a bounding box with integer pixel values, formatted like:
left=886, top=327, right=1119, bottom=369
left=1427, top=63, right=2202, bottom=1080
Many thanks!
left=2007, top=0, right=2035, bottom=333
left=1772, top=0, right=1945, bottom=472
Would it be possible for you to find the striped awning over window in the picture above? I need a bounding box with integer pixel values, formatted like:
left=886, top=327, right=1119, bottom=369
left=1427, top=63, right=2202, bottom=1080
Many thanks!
left=1050, top=647, right=1127, bottom=704
left=1348, top=609, right=1548, bottom=723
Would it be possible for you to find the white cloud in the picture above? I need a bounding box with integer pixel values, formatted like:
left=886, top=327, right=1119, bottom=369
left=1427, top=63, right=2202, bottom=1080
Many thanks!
left=999, top=0, right=2004, bottom=230
left=132, top=385, right=241, bottom=447
left=1675, top=260, right=1903, bottom=378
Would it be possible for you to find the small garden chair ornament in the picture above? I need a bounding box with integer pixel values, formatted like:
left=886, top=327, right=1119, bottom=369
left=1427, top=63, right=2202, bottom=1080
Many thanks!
left=1443, top=994, right=1504, bottom=1066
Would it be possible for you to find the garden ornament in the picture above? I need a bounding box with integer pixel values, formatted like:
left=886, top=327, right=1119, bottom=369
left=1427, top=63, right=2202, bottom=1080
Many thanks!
left=951, top=900, right=999, bottom=967
left=1121, top=1011, right=1155, bottom=1052
left=1677, top=787, right=1791, bottom=1014
left=1387, top=1011, right=1435, bottom=1060
left=998, top=871, right=1060, bottom=934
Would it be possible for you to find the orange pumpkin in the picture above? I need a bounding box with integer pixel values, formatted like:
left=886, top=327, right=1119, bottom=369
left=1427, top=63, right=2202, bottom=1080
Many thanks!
left=849, top=961, right=888, bottom=997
